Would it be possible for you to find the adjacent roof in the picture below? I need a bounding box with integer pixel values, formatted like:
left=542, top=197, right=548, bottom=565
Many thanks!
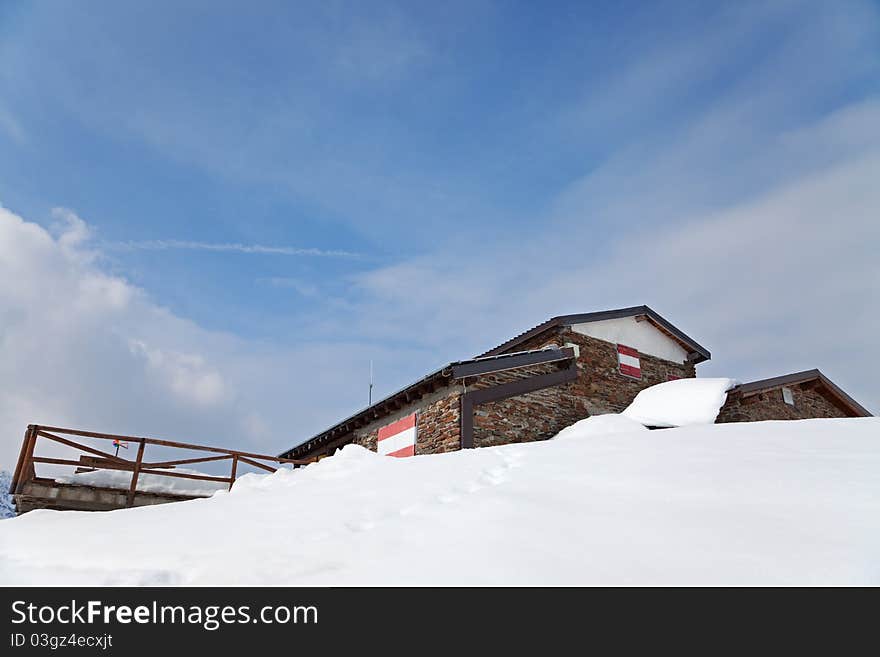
left=730, top=369, right=872, bottom=417
left=478, top=305, right=712, bottom=363
left=280, top=346, right=577, bottom=459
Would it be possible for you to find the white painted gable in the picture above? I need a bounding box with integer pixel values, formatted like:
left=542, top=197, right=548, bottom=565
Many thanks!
left=571, top=316, right=689, bottom=364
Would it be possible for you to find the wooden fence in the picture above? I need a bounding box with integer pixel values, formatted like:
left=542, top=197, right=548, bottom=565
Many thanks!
left=9, top=424, right=311, bottom=507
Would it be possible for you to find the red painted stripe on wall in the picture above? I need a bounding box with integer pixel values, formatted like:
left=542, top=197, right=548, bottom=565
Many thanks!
left=386, top=445, right=416, bottom=458
left=617, top=344, right=639, bottom=358
left=377, top=413, right=417, bottom=442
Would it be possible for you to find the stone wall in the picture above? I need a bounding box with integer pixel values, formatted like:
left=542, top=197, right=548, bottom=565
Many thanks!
left=349, top=387, right=462, bottom=455
left=717, top=382, right=853, bottom=423
left=472, top=327, right=697, bottom=447
left=470, top=361, right=578, bottom=448
left=472, top=380, right=576, bottom=448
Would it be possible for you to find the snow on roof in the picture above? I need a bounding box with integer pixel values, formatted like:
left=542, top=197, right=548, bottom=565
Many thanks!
left=2, top=416, right=879, bottom=585
left=55, top=468, right=229, bottom=497
left=622, top=377, right=738, bottom=428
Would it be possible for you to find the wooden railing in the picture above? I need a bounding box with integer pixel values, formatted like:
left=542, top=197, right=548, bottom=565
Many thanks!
left=9, top=424, right=311, bottom=507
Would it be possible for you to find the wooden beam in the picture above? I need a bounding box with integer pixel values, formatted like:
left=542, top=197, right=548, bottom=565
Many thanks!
left=136, top=468, right=230, bottom=483
left=450, top=347, right=573, bottom=379
left=37, top=430, right=131, bottom=463
left=126, top=440, right=146, bottom=508
left=460, top=361, right=578, bottom=449
left=10, top=426, right=33, bottom=495
left=228, top=454, right=238, bottom=491
left=15, top=426, right=38, bottom=495
left=32, top=455, right=235, bottom=487
left=237, top=455, right=278, bottom=473
left=139, top=454, right=232, bottom=469
left=33, top=425, right=311, bottom=464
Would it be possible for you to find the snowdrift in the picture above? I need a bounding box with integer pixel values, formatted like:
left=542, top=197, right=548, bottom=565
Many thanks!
left=552, top=413, right=648, bottom=439
left=622, top=377, right=738, bottom=427
left=1, top=417, right=878, bottom=585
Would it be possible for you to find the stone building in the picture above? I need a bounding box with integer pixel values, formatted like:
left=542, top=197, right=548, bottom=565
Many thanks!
left=717, top=369, right=870, bottom=423
left=282, top=306, right=707, bottom=459
left=280, top=306, right=871, bottom=461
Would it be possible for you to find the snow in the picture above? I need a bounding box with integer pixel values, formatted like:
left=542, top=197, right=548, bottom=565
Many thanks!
left=1, top=416, right=878, bottom=585
left=55, top=467, right=229, bottom=497
left=622, top=377, right=738, bottom=427
left=552, top=413, right=648, bottom=439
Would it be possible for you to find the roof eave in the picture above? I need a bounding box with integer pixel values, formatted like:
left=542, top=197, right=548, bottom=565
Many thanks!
left=731, top=369, right=872, bottom=417
left=280, top=346, right=579, bottom=459
left=478, top=305, right=711, bottom=363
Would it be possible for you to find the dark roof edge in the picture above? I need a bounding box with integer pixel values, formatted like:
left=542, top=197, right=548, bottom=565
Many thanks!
left=731, top=369, right=872, bottom=417
left=279, top=347, right=577, bottom=458
left=478, top=305, right=711, bottom=363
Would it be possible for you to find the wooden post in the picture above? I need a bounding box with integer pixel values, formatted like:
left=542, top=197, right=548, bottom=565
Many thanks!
left=10, top=426, right=32, bottom=494
left=460, top=395, right=474, bottom=449
left=15, top=426, right=38, bottom=495
left=126, top=440, right=146, bottom=508
left=229, top=454, right=238, bottom=491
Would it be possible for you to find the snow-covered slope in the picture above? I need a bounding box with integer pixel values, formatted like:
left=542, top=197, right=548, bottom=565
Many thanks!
left=0, top=417, right=878, bottom=585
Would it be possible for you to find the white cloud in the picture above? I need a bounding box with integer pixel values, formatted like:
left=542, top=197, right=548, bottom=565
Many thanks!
left=0, top=205, right=428, bottom=470
left=340, top=97, right=880, bottom=413
left=259, top=277, right=320, bottom=297
left=0, top=207, right=239, bottom=464
left=0, top=209, right=252, bottom=466
left=50, top=207, right=91, bottom=252
left=128, top=339, right=229, bottom=408
left=106, top=240, right=360, bottom=258
left=569, top=151, right=880, bottom=407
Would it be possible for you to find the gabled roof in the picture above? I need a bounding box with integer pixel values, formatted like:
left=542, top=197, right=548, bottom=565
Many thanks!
left=478, top=305, right=711, bottom=363
left=730, top=369, right=872, bottom=417
left=280, top=346, right=577, bottom=459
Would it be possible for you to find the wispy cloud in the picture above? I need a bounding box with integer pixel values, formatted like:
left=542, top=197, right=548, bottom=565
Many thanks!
left=258, top=277, right=320, bottom=297
left=0, top=105, right=25, bottom=144
left=106, top=240, right=360, bottom=258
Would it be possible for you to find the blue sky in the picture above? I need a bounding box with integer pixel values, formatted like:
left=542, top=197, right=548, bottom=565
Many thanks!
left=0, top=1, right=878, bottom=465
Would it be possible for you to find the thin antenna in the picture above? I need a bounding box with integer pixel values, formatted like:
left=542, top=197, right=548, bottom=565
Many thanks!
left=369, top=359, right=374, bottom=406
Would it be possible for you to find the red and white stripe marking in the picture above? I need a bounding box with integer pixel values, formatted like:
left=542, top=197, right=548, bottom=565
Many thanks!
left=617, top=344, right=641, bottom=379
left=377, top=413, right=417, bottom=458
